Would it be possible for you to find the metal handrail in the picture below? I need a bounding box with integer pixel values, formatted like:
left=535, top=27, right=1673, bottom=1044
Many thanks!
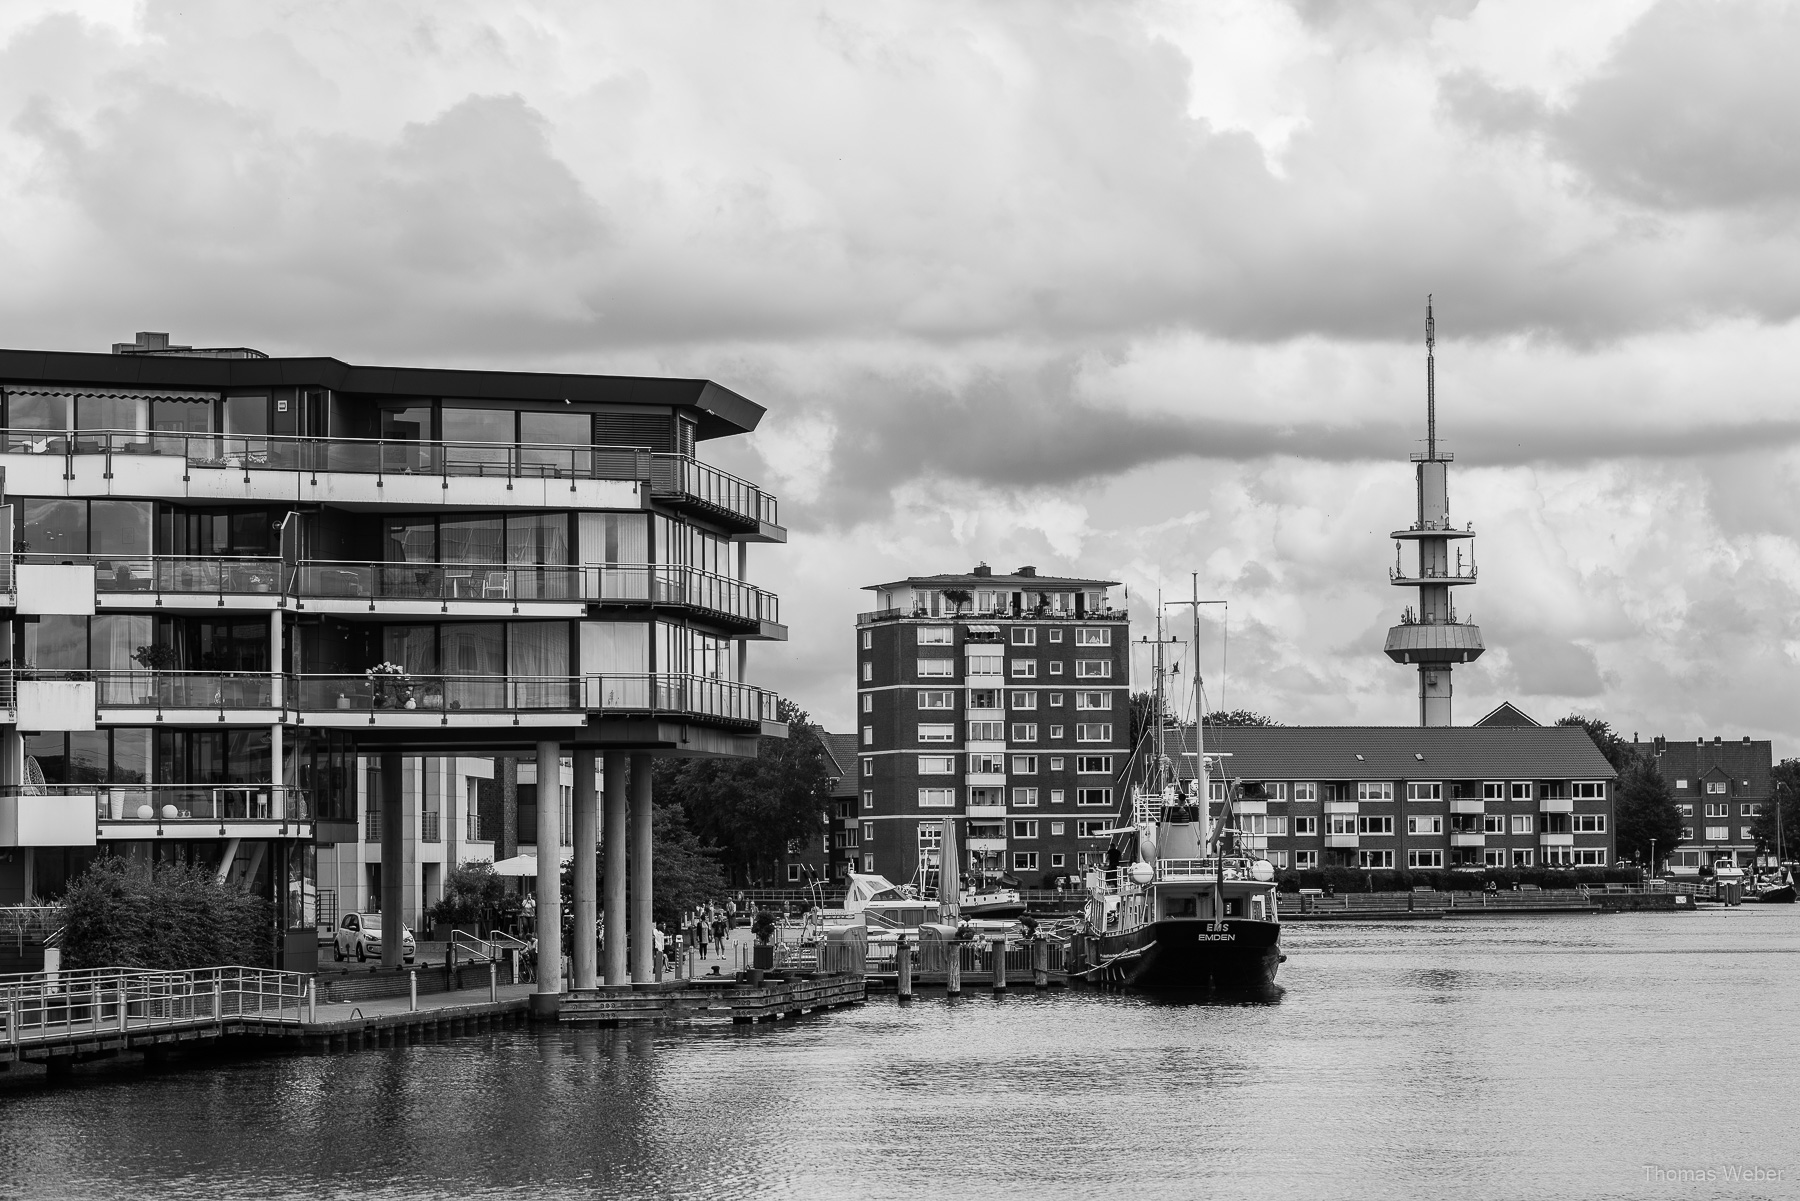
left=290, top=672, right=781, bottom=724
left=0, top=965, right=308, bottom=1049
left=0, top=784, right=309, bottom=823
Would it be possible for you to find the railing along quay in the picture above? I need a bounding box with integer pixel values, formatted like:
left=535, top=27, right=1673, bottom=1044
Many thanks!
left=0, top=966, right=308, bottom=1062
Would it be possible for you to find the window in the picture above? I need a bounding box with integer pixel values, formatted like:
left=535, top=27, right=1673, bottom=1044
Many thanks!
left=1407, top=849, right=1444, bottom=868
left=1510, top=782, right=1532, bottom=801
left=918, top=789, right=956, bottom=808
left=1209, top=781, right=1227, bottom=802
left=1293, top=816, right=1318, bottom=836
left=862, top=759, right=873, bottom=778
left=1012, top=820, right=1038, bottom=838
left=918, top=626, right=953, bottom=645
left=862, top=694, right=873, bottom=713
left=1010, top=627, right=1036, bottom=646
left=1294, top=850, right=1319, bottom=869
left=1011, top=691, right=1039, bottom=710
left=1482, top=814, right=1506, bottom=834
left=862, top=822, right=875, bottom=842
left=918, top=690, right=955, bottom=709
left=1075, top=691, right=1112, bottom=710
left=1050, top=789, right=1065, bottom=804
left=1012, top=788, right=1039, bottom=808
left=1048, top=662, right=1064, bottom=676
left=1705, top=781, right=1728, bottom=794
left=1510, top=814, right=1533, bottom=835
left=1293, top=783, right=1318, bottom=802
left=861, top=630, right=872, bottom=650
left=862, top=726, right=873, bottom=746
left=1076, top=788, right=1113, bottom=807
left=1680, top=826, right=1693, bottom=840
left=1049, top=725, right=1065, bottom=739
left=1704, top=803, right=1727, bottom=818
left=1050, top=852, right=1066, bottom=868
left=1049, top=756, right=1066, bottom=771
left=1483, top=782, right=1505, bottom=800
left=1357, top=816, right=1394, bottom=835
left=968, top=689, right=1001, bottom=709
left=1263, top=783, right=1289, bottom=801
left=863, top=854, right=875, bottom=872
left=1406, top=815, right=1443, bottom=835
left=1574, top=849, right=1607, bottom=866
left=1012, top=852, right=1039, bottom=872
left=1255, top=816, right=1289, bottom=836
left=968, top=720, right=1004, bottom=741
left=1677, top=804, right=1693, bottom=818
left=1076, top=820, right=1110, bottom=838
left=862, top=790, right=874, bottom=810
left=1075, top=660, right=1111, bottom=678
left=1573, top=781, right=1606, bottom=799
left=1012, top=660, right=1038, bottom=679
left=1542, top=846, right=1573, bottom=866
left=1705, top=826, right=1729, bottom=840
left=1741, top=826, right=1756, bottom=840
left=1076, top=628, right=1110, bottom=646
left=1511, top=849, right=1533, bottom=868
left=917, top=658, right=954, bottom=678
left=917, top=822, right=943, bottom=853
left=1406, top=783, right=1441, bottom=801
left=1012, top=755, right=1038, bottom=774
left=1076, top=755, right=1113, bottom=774
left=1049, top=821, right=1065, bottom=836
left=1571, top=814, right=1605, bottom=833
left=1328, top=815, right=1357, bottom=836
left=1049, top=693, right=1064, bottom=707
left=969, top=753, right=1005, bottom=773
left=968, top=655, right=1003, bottom=676
left=918, top=756, right=956, bottom=775
left=861, top=663, right=872, bottom=682
left=1675, top=778, right=1689, bottom=789
left=1267, top=850, right=1289, bottom=869
left=1011, top=723, right=1038, bottom=742
left=917, top=724, right=955, bottom=742
left=842, top=829, right=860, bottom=848
left=1358, top=850, right=1395, bottom=869
left=1484, top=849, right=1507, bottom=867
left=1357, top=782, right=1394, bottom=802
left=1742, top=803, right=1763, bottom=817
left=1076, top=724, right=1112, bottom=742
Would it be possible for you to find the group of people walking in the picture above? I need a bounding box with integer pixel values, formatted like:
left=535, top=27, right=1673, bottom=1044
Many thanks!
left=681, top=899, right=741, bottom=959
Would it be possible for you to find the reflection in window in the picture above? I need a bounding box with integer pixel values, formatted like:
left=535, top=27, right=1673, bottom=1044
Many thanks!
left=24, top=616, right=89, bottom=669
left=22, top=498, right=87, bottom=558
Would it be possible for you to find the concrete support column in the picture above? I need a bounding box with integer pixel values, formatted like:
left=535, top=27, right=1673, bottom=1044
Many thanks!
left=572, top=747, right=598, bottom=991
left=378, top=752, right=404, bottom=969
left=532, top=740, right=563, bottom=1017
left=737, top=540, right=748, bottom=683
left=602, top=755, right=628, bottom=986
left=628, top=753, right=654, bottom=984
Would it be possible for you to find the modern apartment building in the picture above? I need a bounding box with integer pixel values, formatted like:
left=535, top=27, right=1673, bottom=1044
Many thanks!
left=1628, top=734, right=1771, bottom=874
left=0, top=334, right=786, bottom=987
left=856, top=566, right=1130, bottom=889
left=1162, top=724, right=1618, bottom=871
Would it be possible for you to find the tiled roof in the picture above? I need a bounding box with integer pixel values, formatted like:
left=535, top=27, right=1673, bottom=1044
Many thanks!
left=1474, top=702, right=1540, bottom=728
left=1155, top=725, right=1617, bottom=780
left=818, top=731, right=861, bottom=795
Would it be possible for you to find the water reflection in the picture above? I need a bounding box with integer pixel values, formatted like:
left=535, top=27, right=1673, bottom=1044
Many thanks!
left=2, top=911, right=1796, bottom=1201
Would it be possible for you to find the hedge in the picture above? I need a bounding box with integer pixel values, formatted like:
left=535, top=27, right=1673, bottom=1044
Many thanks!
left=60, top=858, right=273, bottom=970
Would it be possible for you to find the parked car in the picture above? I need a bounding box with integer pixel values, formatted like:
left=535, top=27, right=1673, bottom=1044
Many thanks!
left=333, top=912, right=416, bottom=964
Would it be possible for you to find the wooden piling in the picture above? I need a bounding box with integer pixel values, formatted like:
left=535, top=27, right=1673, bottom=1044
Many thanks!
left=991, top=937, right=1007, bottom=992
left=1032, top=937, right=1049, bottom=988
left=896, top=936, right=913, bottom=1002
left=946, top=939, right=962, bottom=996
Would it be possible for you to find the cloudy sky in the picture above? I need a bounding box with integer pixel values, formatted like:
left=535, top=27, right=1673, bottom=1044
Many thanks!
left=3, top=0, right=1798, bottom=747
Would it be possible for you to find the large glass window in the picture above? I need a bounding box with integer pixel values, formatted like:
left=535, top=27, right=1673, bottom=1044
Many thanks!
left=21, top=499, right=87, bottom=559
left=91, top=500, right=154, bottom=558
left=384, top=625, right=439, bottom=674
left=223, top=396, right=269, bottom=437
left=442, top=407, right=512, bottom=473
left=507, top=622, right=569, bottom=678
left=381, top=406, right=432, bottom=443
left=440, top=516, right=505, bottom=563
left=77, top=392, right=149, bottom=436
left=387, top=518, right=439, bottom=563
left=441, top=623, right=505, bottom=675
left=507, top=514, right=570, bottom=566
left=7, top=392, right=70, bottom=434
left=23, top=616, right=89, bottom=669
left=91, top=614, right=154, bottom=672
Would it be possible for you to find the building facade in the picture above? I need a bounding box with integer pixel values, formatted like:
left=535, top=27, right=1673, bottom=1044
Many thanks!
left=1161, top=725, right=1617, bottom=872
left=0, top=334, right=785, bottom=991
left=856, top=567, right=1130, bottom=889
left=1629, top=735, right=1771, bottom=874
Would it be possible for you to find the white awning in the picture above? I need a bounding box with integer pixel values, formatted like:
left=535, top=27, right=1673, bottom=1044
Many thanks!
left=965, top=624, right=1000, bottom=634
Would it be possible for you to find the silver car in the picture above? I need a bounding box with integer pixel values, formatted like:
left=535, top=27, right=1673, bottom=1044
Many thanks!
left=333, top=912, right=416, bottom=964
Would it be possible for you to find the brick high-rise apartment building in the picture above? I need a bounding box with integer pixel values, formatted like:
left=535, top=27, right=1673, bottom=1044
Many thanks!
left=855, top=566, right=1129, bottom=889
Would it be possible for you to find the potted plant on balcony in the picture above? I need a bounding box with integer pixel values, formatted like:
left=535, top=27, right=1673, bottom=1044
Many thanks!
left=942, top=588, right=972, bottom=614
left=132, top=642, right=180, bottom=704
left=365, top=661, right=411, bottom=709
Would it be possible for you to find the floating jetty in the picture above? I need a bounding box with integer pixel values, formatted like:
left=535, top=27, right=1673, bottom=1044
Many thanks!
left=1279, top=887, right=1684, bottom=921
left=561, top=975, right=865, bottom=1025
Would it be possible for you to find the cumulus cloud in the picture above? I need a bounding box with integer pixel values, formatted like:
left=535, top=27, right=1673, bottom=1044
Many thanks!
left=1, top=0, right=1797, bottom=745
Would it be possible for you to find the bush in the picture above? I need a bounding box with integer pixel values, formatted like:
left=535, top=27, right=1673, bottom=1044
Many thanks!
left=60, top=858, right=272, bottom=970
left=429, top=861, right=506, bottom=928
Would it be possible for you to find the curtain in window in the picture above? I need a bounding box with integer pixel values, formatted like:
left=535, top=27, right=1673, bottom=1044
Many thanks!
left=384, top=625, right=439, bottom=674
left=92, top=614, right=153, bottom=672
left=442, top=623, right=504, bottom=674
left=508, top=623, right=569, bottom=710
left=579, top=513, right=648, bottom=600
left=506, top=514, right=569, bottom=565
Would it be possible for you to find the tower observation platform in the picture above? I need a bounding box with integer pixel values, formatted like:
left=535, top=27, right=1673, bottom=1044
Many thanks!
left=1383, top=299, right=1483, bottom=726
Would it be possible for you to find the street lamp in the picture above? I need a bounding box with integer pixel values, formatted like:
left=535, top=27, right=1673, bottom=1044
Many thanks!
left=1649, top=837, right=1657, bottom=884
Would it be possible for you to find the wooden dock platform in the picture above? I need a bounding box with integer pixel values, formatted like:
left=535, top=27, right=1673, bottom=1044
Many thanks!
left=560, top=974, right=866, bottom=1025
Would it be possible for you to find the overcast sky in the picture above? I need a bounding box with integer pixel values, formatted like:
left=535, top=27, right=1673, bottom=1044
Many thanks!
left=4, top=0, right=1798, bottom=748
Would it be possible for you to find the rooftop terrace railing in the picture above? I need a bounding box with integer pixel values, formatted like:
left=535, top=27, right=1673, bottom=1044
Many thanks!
left=856, top=605, right=1130, bottom=624
left=1, top=427, right=782, bottom=530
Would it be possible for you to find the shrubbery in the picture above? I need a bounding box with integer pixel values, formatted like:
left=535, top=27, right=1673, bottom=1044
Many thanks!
left=1274, top=866, right=1641, bottom=893
left=429, top=861, right=510, bottom=930
left=60, top=858, right=272, bottom=970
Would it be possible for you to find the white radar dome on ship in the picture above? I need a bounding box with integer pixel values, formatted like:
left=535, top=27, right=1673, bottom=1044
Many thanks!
left=1129, top=862, right=1155, bottom=885
left=1250, top=860, right=1276, bottom=882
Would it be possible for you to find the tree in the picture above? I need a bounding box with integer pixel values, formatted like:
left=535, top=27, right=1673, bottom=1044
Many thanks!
left=1556, top=713, right=1635, bottom=772
left=647, top=803, right=726, bottom=924
left=1750, top=759, right=1800, bottom=858
left=652, top=698, right=835, bottom=885
left=1203, top=710, right=1281, bottom=727
left=428, top=860, right=507, bottom=929
left=1614, top=756, right=1683, bottom=868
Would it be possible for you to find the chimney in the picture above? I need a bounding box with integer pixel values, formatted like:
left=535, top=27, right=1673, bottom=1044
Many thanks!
left=1714, top=735, right=1723, bottom=744
left=972, top=563, right=991, bottom=577
left=1015, top=566, right=1037, bottom=577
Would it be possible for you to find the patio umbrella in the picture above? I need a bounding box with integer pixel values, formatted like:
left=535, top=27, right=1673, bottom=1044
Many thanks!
left=940, top=816, right=961, bottom=921
left=491, top=850, right=573, bottom=877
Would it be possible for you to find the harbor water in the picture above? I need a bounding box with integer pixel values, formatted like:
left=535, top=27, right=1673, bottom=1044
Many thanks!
left=2, top=908, right=1795, bottom=1200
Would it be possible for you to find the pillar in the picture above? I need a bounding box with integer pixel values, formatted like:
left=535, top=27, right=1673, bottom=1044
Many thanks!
left=628, top=753, right=654, bottom=984
left=736, top=540, right=748, bottom=682
left=572, top=747, right=598, bottom=991
left=378, top=752, right=404, bottom=969
left=531, top=740, right=563, bottom=1017
left=603, top=754, right=629, bottom=986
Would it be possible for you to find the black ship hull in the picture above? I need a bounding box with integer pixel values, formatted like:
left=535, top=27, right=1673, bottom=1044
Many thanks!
left=1084, top=918, right=1282, bottom=989
left=1749, top=885, right=1796, bottom=904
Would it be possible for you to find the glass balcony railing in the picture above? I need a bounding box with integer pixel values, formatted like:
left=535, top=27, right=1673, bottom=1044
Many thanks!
left=0, top=784, right=310, bottom=823
left=90, top=671, right=278, bottom=708
left=291, top=672, right=779, bottom=726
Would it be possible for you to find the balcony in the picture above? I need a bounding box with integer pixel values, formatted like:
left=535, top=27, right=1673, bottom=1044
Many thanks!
left=1449, top=833, right=1485, bottom=847
left=966, top=804, right=1007, bottom=818
left=1324, top=834, right=1360, bottom=848
left=1449, top=798, right=1485, bottom=815
left=0, top=428, right=781, bottom=531
left=856, top=605, right=1130, bottom=625
left=292, top=672, right=781, bottom=732
left=2, top=784, right=312, bottom=841
left=5, top=670, right=280, bottom=724
left=422, top=810, right=441, bottom=843
left=1539, top=796, right=1574, bottom=814
left=1539, top=832, right=1574, bottom=847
